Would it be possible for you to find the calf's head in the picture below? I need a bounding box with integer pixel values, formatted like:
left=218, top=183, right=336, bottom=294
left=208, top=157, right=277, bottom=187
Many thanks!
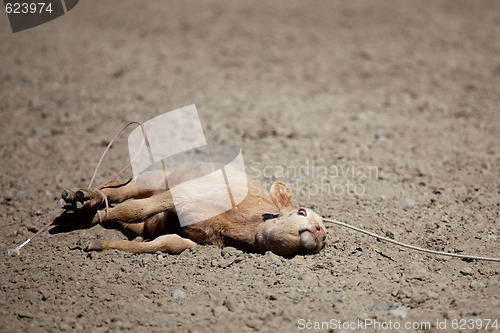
left=256, top=182, right=327, bottom=256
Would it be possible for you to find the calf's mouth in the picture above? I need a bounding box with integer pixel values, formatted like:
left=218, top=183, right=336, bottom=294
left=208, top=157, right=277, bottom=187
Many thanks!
left=298, top=224, right=326, bottom=252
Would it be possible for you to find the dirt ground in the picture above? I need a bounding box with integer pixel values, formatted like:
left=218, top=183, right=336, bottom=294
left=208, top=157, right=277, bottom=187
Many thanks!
left=1, top=1, right=500, bottom=332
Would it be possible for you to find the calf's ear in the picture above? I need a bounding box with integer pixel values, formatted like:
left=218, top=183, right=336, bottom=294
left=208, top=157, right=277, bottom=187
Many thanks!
left=270, top=181, right=293, bottom=211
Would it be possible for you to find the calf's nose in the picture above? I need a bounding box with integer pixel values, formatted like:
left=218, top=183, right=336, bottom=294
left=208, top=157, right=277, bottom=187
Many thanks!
left=313, top=225, right=326, bottom=240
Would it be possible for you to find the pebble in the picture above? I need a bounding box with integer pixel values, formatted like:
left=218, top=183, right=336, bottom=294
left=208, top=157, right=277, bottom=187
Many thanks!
left=39, top=288, right=51, bottom=301
left=221, top=247, right=237, bottom=257
left=460, top=267, right=474, bottom=276
left=299, top=273, right=316, bottom=283
left=371, top=301, right=391, bottom=311
left=171, top=289, right=186, bottom=299
left=223, top=297, right=240, bottom=312
left=16, top=310, right=34, bottom=319
left=470, top=280, right=486, bottom=289
left=333, top=288, right=343, bottom=293
left=425, top=290, right=439, bottom=300
left=411, top=292, right=429, bottom=304
left=59, top=322, right=72, bottom=331
left=291, top=256, right=305, bottom=264
left=441, top=216, right=450, bottom=223
left=14, top=228, right=27, bottom=237
left=246, top=318, right=263, bottom=330
left=9, top=177, right=19, bottom=187
left=405, top=198, right=416, bottom=208
left=389, top=307, right=408, bottom=319
left=406, top=262, right=431, bottom=281
left=136, top=257, right=150, bottom=267
left=212, top=305, right=228, bottom=316
left=264, top=251, right=282, bottom=264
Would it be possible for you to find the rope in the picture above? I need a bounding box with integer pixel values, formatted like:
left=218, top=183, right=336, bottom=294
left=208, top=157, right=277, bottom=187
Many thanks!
left=6, top=117, right=499, bottom=264
left=323, top=218, right=500, bottom=262
left=7, top=121, right=146, bottom=256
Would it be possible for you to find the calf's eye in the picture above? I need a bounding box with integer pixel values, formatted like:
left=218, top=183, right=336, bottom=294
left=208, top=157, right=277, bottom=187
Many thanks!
left=297, top=208, right=307, bottom=216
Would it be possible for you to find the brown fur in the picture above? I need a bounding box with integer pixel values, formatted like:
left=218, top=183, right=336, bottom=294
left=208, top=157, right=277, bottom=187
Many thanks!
left=51, top=172, right=327, bottom=257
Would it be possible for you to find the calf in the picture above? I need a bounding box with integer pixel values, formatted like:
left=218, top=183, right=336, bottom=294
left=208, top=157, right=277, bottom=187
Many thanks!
left=51, top=168, right=327, bottom=257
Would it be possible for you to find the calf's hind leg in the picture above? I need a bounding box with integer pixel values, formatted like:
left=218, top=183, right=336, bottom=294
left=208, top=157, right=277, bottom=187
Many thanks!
left=87, top=234, right=197, bottom=254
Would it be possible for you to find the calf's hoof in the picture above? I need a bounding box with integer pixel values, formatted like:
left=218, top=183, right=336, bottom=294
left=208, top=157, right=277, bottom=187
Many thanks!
left=57, top=188, right=104, bottom=212
left=85, top=240, right=102, bottom=252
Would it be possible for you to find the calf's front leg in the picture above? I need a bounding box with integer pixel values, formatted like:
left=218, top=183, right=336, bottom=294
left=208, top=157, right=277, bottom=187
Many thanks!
left=87, top=234, right=197, bottom=254
left=51, top=191, right=175, bottom=234
left=58, top=178, right=164, bottom=212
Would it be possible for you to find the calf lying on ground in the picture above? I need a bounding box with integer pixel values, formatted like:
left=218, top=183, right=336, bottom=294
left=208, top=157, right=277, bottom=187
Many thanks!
left=51, top=169, right=327, bottom=257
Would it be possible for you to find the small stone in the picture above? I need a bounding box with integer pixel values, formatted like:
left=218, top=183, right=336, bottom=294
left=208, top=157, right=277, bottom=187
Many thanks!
left=136, top=257, right=150, bottom=267
left=470, top=280, right=486, bottom=289
left=371, top=301, right=390, bottom=311
left=441, top=216, right=450, bottom=223
left=39, top=288, right=51, bottom=301
left=333, top=288, right=343, bottom=292
left=406, top=262, right=431, bottom=280
left=219, top=259, right=234, bottom=268
left=389, top=307, right=408, bottom=319
left=58, top=322, right=72, bottom=331
left=14, top=228, right=27, bottom=237
left=246, top=318, right=263, bottom=330
left=9, top=177, right=19, bottom=187
left=299, top=274, right=316, bottom=283
left=221, top=247, right=237, bottom=257
left=212, top=305, right=228, bottom=316
left=425, top=290, right=439, bottom=300
left=171, top=289, right=186, bottom=299
left=405, top=198, right=416, bottom=208
left=291, top=256, right=305, bottom=264
left=223, top=297, right=240, bottom=312
left=16, top=310, right=34, bottom=319
left=411, top=292, right=429, bottom=304
left=483, top=235, right=498, bottom=241
left=4, top=192, right=13, bottom=201
left=264, top=251, right=282, bottom=264
left=460, top=267, right=474, bottom=276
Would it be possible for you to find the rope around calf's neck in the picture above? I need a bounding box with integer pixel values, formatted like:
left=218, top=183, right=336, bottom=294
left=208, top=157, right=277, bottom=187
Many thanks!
left=322, top=218, right=500, bottom=262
